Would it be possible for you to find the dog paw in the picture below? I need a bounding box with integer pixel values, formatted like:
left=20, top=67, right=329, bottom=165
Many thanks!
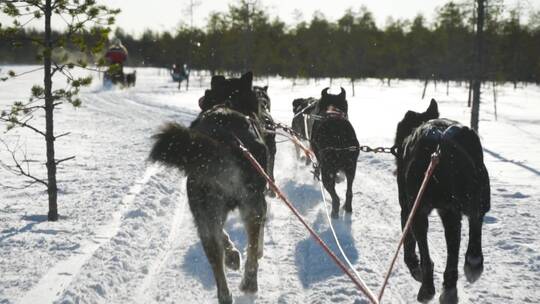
left=240, top=277, right=258, bottom=294
left=410, top=266, right=423, bottom=282
left=464, top=255, right=483, bottom=283
left=218, top=289, right=233, bottom=304
left=405, top=262, right=422, bottom=282
left=225, top=249, right=241, bottom=271
left=417, top=284, right=435, bottom=303
left=439, top=287, right=458, bottom=304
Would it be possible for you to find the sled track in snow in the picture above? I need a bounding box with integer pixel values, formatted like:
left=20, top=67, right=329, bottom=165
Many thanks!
left=19, top=165, right=160, bottom=304
left=134, top=190, right=187, bottom=304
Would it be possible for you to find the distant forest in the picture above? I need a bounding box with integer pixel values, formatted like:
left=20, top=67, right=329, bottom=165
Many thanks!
left=1, top=0, right=540, bottom=84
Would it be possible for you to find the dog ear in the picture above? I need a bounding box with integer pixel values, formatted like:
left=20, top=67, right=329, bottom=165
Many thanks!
left=404, top=110, right=417, bottom=121
left=339, top=87, right=346, bottom=99
left=426, top=98, right=439, bottom=118
left=321, top=87, right=329, bottom=98
left=211, top=75, right=225, bottom=90
left=263, top=85, right=268, bottom=92
left=241, top=72, right=253, bottom=89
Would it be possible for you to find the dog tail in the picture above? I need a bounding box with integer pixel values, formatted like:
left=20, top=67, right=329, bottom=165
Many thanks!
left=149, top=122, right=222, bottom=175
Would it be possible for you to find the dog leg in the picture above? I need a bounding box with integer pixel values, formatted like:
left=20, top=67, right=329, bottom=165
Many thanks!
left=343, top=167, right=355, bottom=213
left=239, top=192, right=266, bottom=293
left=399, top=177, right=421, bottom=281
left=199, top=227, right=231, bottom=304
left=257, top=213, right=266, bottom=259
left=322, top=169, right=340, bottom=218
left=402, top=208, right=422, bottom=282
left=439, top=210, right=461, bottom=304
left=465, top=213, right=484, bottom=283
left=413, top=213, right=435, bottom=302
left=223, top=230, right=241, bottom=271
left=188, top=184, right=232, bottom=304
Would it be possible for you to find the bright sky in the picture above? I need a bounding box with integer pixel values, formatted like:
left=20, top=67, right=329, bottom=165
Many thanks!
left=98, top=0, right=453, bottom=34
left=101, top=0, right=540, bottom=36
left=2, top=0, right=539, bottom=36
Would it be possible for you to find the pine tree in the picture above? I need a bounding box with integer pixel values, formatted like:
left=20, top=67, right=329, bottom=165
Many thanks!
left=0, top=0, right=119, bottom=221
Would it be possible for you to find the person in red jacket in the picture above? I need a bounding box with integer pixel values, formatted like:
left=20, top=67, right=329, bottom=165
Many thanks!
left=105, top=38, right=128, bottom=74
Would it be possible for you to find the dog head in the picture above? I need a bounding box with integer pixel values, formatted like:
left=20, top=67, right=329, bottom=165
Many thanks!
left=320, top=87, right=347, bottom=114
left=200, top=72, right=257, bottom=115
left=253, top=85, right=271, bottom=112
left=394, top=98, right=440, bottom=149
left=292, top=98, right=311, bottom=114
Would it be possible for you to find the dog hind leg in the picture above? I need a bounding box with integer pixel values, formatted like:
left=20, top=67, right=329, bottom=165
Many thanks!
left=401, top=207, right=422, bottom=282
left=188, top=184, right=232, bottom=304
left=464, top=213, right=484, bottom=283
left=343, top=166, right=356, bottom=213
left=439, top=209, right=461, bottom=304
left=198, top=224, right=231, bottom=304
left=239, top=191, right=266, bottom=293
left=223, top=230, right=241, bottom=271
left=322, top=168, right=340, bottom=218
left=413, top=213, right=435, bottom=302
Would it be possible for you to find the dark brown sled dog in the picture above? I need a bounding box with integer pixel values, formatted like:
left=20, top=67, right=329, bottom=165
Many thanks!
left=150, top=72, right=267, bottom=304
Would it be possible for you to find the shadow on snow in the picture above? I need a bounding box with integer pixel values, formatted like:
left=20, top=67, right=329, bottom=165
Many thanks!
left=294, top=211, right=359, bottom=288
left=281, top=179, right=321, bottom=215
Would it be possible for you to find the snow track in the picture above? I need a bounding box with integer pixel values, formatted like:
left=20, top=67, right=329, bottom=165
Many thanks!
left=19, top=166, right=160, bottom=304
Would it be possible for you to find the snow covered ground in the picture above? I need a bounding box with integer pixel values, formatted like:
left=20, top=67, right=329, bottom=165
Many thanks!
left=0, top=66, right=539, bottom=304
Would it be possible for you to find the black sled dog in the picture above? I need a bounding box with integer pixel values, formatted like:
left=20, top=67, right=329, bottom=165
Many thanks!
left=394, top=99, right=490, bottom=303
left=310, top=88, right=359, bottom=218
left=150, top=72, right=267, bottom=304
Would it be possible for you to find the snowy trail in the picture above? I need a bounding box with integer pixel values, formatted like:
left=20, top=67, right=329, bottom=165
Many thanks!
left=133, top=187, right=187, bottom=304
left=1, top=67, right=539, bottom=303
left=19, top=166, right=160, bottom=304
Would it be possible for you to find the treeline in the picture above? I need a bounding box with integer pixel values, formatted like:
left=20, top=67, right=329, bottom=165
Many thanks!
left=2, top=1, right=540, bottom=84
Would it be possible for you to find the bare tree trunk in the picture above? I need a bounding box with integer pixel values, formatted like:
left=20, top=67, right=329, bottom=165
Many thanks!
left=422, top=79, right=429, bottom=99
left=44, top=0, right=58, bottom=221
left=351, top=78, right=355, bottom=97
left=467, top=79, right=473, bottom=107
left=493, top=81, right=498, bottom=121
left=471, top=0, right=485, bottom=132
left=446, top=80, right=450, bottom=96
